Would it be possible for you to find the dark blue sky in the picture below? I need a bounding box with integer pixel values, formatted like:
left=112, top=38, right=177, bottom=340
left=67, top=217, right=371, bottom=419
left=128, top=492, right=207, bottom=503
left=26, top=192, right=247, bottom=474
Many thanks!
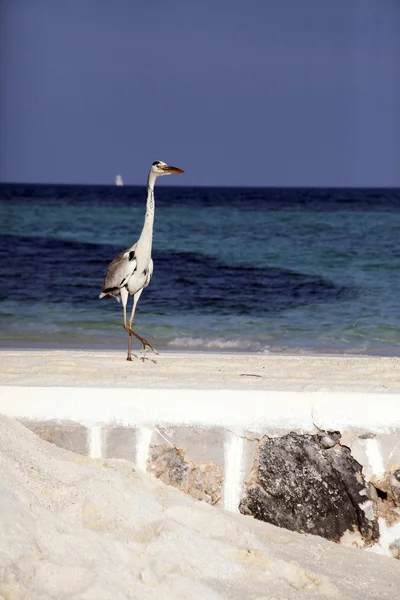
left=1, top=0, right=399, bottom=186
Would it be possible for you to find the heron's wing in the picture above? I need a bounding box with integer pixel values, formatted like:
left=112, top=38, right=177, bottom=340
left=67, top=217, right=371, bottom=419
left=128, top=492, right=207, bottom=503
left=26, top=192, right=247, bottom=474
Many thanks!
left=100, top=244, right=138, bottom=295
left=143, top=258, right=154, bottom=289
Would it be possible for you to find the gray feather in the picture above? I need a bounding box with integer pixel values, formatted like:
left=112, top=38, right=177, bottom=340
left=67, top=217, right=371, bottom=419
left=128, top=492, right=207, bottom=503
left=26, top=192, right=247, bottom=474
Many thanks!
left=99, top=243, right=138, bottom=299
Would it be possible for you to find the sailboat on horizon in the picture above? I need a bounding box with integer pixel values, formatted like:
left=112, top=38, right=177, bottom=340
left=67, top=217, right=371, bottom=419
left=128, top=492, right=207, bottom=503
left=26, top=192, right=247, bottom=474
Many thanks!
left=115, top=174, right=124, bottom=186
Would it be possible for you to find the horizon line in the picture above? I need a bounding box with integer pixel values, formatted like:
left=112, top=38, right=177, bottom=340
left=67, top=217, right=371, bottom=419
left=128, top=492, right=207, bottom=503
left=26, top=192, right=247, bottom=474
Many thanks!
left=1, top=181, right=399, bottom=191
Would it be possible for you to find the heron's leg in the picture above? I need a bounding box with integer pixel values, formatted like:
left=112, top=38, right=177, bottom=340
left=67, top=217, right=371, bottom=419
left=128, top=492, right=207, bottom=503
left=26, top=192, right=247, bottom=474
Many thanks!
left=123, top=288, right=158, bottom=358
left=129, top=288, right=143, bottom=329
left=127, top=321, right=133, bottom=361
left=121, top=287, right=133, bottom=361
left=124, top=325, right=158, bottom=356
left=129, top=289, right=146, bottom=362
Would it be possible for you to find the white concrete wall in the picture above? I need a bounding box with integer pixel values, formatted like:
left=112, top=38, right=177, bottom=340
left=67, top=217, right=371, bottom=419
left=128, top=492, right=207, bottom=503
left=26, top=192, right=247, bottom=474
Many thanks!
left=1, top=385, right=400, bottom=557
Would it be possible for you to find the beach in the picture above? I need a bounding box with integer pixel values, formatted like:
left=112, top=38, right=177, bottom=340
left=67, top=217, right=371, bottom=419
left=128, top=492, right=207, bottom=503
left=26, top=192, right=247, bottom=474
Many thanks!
left=2, top=349, right=400, bottom=391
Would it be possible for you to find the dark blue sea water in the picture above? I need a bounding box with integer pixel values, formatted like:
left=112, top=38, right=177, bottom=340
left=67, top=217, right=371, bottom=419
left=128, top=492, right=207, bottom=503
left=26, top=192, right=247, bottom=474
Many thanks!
left=1, top=184, right=400, bottom=355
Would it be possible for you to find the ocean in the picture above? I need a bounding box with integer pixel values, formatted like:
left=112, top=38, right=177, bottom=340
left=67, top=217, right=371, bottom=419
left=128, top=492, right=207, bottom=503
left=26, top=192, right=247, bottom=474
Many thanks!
left=1, top=184, right=400, bottom=356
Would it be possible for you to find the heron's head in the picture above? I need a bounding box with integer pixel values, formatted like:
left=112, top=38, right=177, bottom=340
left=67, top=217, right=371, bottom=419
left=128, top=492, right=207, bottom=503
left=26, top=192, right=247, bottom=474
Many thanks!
left=151, top=160, right=184, bottom=177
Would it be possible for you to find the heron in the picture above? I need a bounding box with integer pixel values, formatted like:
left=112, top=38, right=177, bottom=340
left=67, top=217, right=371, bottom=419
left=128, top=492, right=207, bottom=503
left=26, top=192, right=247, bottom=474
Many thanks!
left=99, top=160, right=184, bottom=361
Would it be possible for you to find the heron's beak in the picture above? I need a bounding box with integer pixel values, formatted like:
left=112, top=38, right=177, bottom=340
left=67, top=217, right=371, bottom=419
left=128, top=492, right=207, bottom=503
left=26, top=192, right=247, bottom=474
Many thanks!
left=164, top=165, right=184, bottom=174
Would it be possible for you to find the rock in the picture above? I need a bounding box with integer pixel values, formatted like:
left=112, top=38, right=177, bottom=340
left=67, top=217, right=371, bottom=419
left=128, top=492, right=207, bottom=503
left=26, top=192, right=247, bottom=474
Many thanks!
left=389, top=538, right=400, bottom=560
left=148, top=445, right=223, bottom=505
left=388, top=469, right=400, bottom=506
left=371, top=468, right=400, bottom=530
left=372, top=467, right=400, bottom=510
left=239, top=432, right=379, bottom=545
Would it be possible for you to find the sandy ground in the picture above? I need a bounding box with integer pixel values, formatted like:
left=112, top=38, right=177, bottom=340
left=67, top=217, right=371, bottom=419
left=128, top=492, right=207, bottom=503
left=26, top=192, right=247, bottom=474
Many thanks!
left=1, top=350, right=400, bottom=391
left=0, top=414, right=399, bottom=600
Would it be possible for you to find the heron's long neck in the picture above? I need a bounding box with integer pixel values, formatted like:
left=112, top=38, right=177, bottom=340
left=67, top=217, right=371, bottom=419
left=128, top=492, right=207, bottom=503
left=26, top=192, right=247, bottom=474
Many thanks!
left=139, top=171, right=156, bottom=249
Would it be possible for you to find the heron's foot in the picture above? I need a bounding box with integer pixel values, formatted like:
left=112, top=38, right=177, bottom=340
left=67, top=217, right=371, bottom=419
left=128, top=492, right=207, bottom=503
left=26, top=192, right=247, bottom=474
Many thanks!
left=140, top=338, right=159, bottom=356
left=124, top=324, right=159, bottom=356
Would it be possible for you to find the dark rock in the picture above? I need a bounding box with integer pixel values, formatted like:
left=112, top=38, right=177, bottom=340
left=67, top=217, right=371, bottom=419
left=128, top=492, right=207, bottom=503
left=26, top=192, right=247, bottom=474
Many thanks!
left=239, top=432, right=379, bottom=545
left=148, top=445, right=223, bottom=505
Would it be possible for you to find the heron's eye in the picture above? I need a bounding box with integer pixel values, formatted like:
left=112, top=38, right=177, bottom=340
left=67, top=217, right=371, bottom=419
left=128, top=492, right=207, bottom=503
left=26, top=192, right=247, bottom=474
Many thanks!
left=152, top=161, right=160, bottom=166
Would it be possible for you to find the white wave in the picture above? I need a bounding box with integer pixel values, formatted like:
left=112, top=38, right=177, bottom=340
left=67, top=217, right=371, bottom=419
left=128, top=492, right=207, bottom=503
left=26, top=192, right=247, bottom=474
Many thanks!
left=168, top=336, right=265, bottom=352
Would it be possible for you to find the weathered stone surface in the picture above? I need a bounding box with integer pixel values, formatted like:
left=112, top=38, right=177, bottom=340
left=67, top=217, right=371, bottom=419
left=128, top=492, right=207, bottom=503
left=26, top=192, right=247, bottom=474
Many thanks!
left=387, top=469, right=400, bottom=506
left=148, top=445, right=223, bottom=505
left=389, top=538, right=400, bottom=560
left=19, top=419, right=88, bottom=455
left=153, top=426, right=226, bottom=471
left=341, top=430, right=400, bottom=483
left=104, top=426, right=138, bottom=462
left=239, top=432, right=379, bottom=545
left=371, top=468, right=400, bottom=532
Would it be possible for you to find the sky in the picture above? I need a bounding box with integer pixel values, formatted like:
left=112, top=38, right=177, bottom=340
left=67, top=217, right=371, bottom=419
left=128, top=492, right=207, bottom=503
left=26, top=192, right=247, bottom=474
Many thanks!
left=0, top=0, right=399, bottom=187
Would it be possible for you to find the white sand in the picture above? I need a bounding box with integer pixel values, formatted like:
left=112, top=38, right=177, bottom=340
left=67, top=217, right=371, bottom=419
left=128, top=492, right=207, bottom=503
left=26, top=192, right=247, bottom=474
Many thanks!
left=0, top=414, right=399, bottom=600
left=1, top=350, right=400, bottom=391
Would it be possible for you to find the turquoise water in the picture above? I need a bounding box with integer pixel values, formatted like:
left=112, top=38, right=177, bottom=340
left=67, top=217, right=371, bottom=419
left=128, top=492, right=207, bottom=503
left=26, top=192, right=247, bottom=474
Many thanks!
left=1, top=184, right=400, bottom=354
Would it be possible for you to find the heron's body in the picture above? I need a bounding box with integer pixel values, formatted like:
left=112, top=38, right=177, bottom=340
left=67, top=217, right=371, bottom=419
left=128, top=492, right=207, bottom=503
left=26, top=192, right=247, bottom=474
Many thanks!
left=99, top=161, right=183, bottom=360
left=99, top=243, right=154, bottom=301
